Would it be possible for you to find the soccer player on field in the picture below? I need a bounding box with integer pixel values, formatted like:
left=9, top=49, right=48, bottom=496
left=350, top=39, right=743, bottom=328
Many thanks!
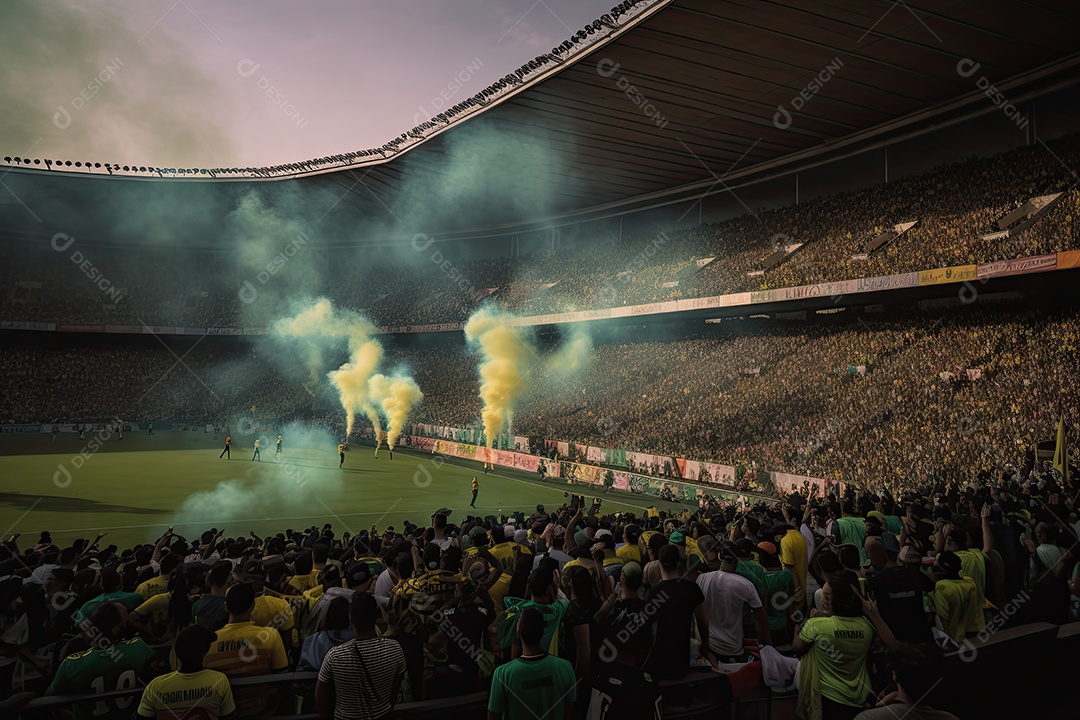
left=471, top=476, right=478, bottom=508
left=220, top=436, right=231, bottom=459
left=251, top=439, right=260, bottom=462
left=338, top=442, right=346, bottom=468
left=275, top=435, right=283, bottom=456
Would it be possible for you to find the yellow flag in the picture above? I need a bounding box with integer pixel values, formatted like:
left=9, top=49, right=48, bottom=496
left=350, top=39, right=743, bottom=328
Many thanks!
left=1053, top=416, right=1069, bottom=482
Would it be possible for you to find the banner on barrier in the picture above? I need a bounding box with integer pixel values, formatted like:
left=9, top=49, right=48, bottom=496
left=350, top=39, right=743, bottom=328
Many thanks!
left=1, top=424, right=42, bottom=433
left=918, top=265, right=977, bottom=286
left=771, top=471, right=842, bottom=497
left=1058, top=250, right=1080, bottom=270
left=977, top=254, right=1057, bottom=279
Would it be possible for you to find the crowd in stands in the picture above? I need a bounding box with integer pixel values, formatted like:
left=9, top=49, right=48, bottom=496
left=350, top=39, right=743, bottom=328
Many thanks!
left=0, top=338, right=314, bottom=425
left=6, top=468, right=1079, bottom=718
left=2, top=136, right=1079, bottom=330
left=3, top=307, right=1078, bottom=496
left=401, top=308, right=1080, bottom=493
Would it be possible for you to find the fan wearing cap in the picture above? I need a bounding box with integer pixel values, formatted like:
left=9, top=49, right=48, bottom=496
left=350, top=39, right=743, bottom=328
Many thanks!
left=306, top=562, right=376, bottom=637
left=592, top=530, right=624, bottom=580
left=866, top=539, right=935, bottom=644
left=929, top=551, right=980, bottom=644
left=137, top=624, right=237, bottom=720
left=201, top=583, right=288, bottom=718
left=696, top=544, right=770, bottom=664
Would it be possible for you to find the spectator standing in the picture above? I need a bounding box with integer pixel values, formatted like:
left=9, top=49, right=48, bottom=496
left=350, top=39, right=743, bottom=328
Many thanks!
left=489, top=607, right=577, bottom=720
left=644, top=544, right=707, bottom=680
left=201, top=583, right=288, bottom=718
left=795, top=571, right=896, bottom=720
left=316, top=593, right=406, bottom=720
left=696, top=545, right=771, bottom=663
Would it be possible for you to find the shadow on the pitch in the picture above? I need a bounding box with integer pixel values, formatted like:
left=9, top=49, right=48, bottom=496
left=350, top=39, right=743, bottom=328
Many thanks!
left=0, top=492, right=169, bottom=516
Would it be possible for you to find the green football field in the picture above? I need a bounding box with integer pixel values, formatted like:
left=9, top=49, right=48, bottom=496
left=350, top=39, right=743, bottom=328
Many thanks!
left=0, top=430, right=690, bottom=551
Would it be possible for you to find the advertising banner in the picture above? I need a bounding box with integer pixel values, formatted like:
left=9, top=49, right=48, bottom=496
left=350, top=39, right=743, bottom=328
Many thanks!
left=1, top=321, right=55, bottom=331
left=57, top=324, right=105, bottom=332
left=977, top=254, right=1057, bottom=279
left=771, top=471, right=841, bottom=497
left=1, top=424, right=42, bottom=433
left=854, top=272, right=919, bottom=292
left=918, top=265, right=977, bottom=286
left=1058, top=250, right=1080, bottom=270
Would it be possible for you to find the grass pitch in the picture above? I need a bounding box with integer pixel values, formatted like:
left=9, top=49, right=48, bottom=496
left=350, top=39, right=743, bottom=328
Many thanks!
left=0, top=431, right=689, bottom=551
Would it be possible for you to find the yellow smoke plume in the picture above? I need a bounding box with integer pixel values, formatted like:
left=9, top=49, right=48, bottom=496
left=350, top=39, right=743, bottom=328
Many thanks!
left=369, top=373, right=424, bottom=448
left=327, top=340, right=383, bottom=437
left=464, top=308, right=536, bottom=448
left=276, top=298, right=386, bottom=437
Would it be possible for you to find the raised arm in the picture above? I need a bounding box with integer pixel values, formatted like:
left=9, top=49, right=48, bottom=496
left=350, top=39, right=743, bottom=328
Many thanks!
left=980, top=503, right=993, bottom=554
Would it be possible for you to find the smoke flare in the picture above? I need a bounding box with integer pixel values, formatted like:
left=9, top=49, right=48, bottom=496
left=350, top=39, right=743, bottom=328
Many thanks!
left=274, top=298, right=393, bottom=438
left=369, top=373, right=424, bottom=448
left=464, top=308, right=537, bottom=447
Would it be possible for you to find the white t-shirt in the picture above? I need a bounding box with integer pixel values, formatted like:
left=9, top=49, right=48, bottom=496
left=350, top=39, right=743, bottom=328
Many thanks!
left=696, top=570, right=762, bottom=656
left=373, top=570, right=397, bottom=606
left=23, top=563, right=58, bottom=586
left=800, top=523, right=817, bottom=563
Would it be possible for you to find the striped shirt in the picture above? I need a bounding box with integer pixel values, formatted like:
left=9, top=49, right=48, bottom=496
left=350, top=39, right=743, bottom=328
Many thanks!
left=318, top=637, right=406, bottom=720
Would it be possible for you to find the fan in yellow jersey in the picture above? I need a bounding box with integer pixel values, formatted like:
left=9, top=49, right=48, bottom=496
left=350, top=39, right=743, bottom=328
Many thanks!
left=130, top=571, right=199, bottom=650
left=200, top=584, right=287, bottom=719
left=137, top=625, right=237, bottom=720
left=235, top=558, right=296, bottom=652
left=468, top=525, right=532, bottom=574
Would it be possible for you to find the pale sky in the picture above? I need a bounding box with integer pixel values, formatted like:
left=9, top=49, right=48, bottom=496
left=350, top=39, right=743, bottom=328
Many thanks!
left=0, top=0, right=615, bottom=167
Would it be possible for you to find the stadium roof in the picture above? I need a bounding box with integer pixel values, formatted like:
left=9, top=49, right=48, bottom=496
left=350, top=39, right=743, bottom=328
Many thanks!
left=4, top=0, right=1080, bottom=240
